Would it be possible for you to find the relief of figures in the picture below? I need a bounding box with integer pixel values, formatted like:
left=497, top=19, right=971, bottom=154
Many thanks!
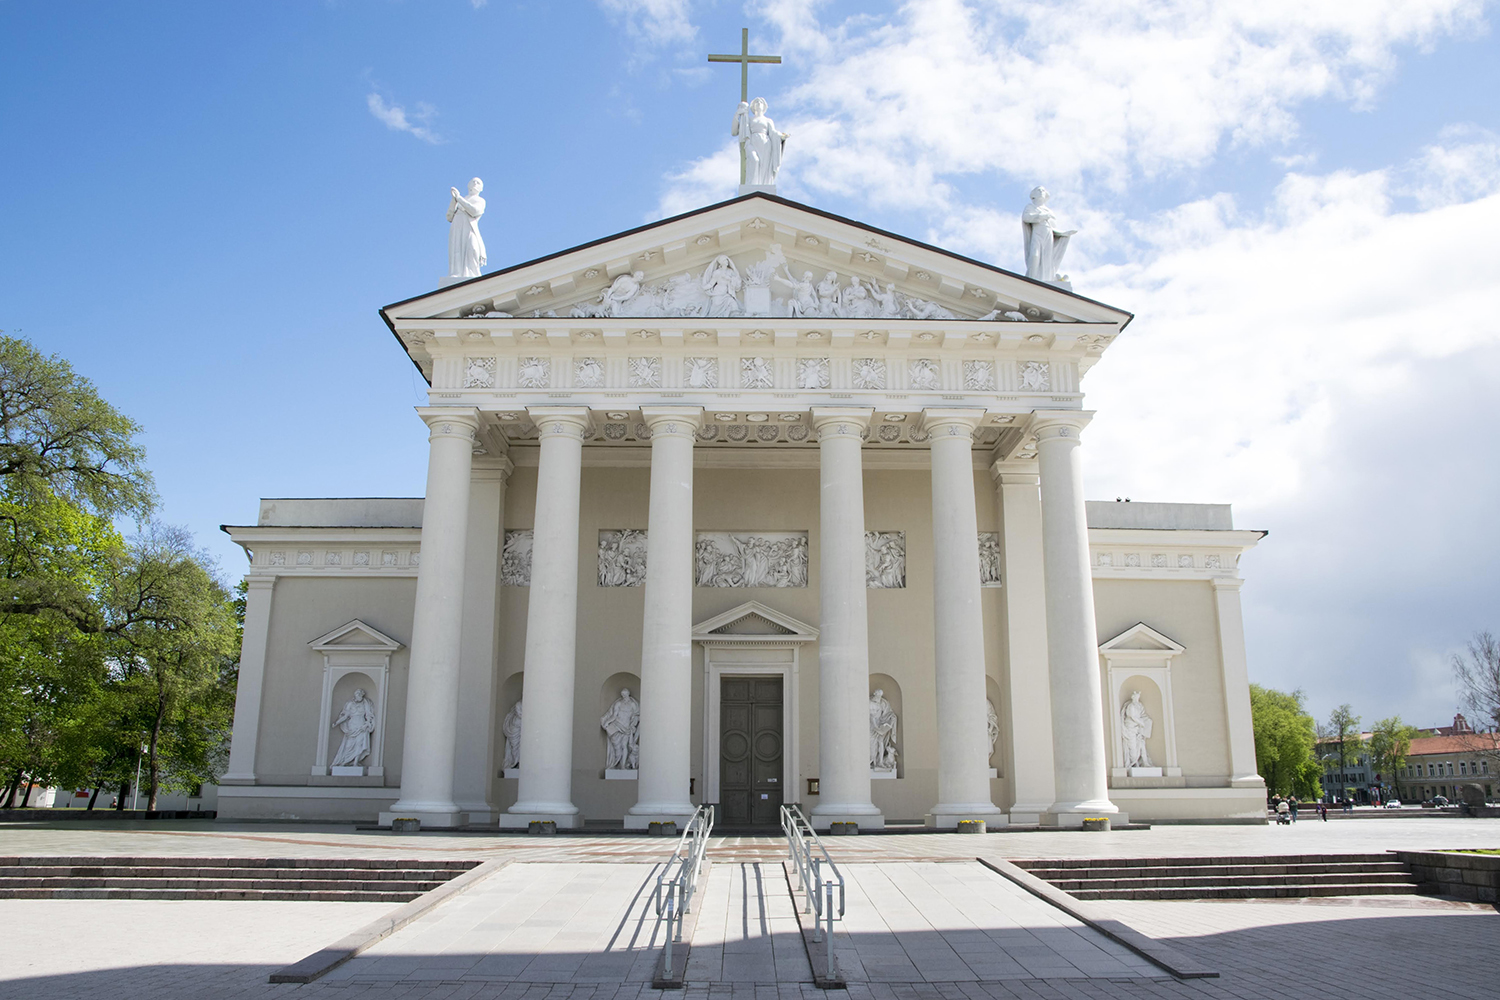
left=978, top=533, right=1002, bottom=586
left=598, top=529, right=648, bottom=587
left=501, top=529, right=533, bottom=587
left=865, top=531, right=906, bottom=589
left=694, top=531, right=808, bottom=588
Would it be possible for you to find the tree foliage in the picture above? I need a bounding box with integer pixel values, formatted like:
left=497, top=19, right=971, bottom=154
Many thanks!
left=1250, top=684, right=1322, bottom=798
left=1319, top=703, right=1363, bottom=777
left=1368, top=716, right=1418, bottom=786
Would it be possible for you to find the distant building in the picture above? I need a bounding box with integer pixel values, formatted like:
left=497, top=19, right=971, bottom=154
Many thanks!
left=1396, top=733, right=1499, bottom=804
left=1317, top=732, right=1377, bottom=804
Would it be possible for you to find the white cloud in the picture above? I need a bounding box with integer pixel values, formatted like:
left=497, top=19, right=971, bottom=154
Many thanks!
left=598, top=0, right=698, bottom=50
left=366, top=93, right=442, bottom=144
left=657, top=142, right=740, bottom=218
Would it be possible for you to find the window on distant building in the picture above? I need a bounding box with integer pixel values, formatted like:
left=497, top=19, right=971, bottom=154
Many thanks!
left=1484, top=761, right=1490, bottom=775
left=1448, top=762, right=1455, bottom=776
left=1460, top=762, right=1468, bottom=775
left=1428, top=763, right=1436, bottom=776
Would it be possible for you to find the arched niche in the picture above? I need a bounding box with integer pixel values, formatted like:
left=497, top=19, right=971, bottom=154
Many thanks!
left=599, top=671, right=641, bottom=779
left=869, top=673, right=904, bottom=780
left=498, top=672, right=524, bottom=778
left=308, top=619, right=402, bottom=778
left=984, top=676, right=1004, bottom=778
left=1100, top=622, right=1184, bottom=778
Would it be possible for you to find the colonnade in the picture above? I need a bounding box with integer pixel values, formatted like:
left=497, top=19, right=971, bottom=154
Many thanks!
left=383, top=404, right=1115, bottom=830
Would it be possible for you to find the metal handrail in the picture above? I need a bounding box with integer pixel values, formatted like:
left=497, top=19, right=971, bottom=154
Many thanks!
left=655, top=805, right=714, bottom=980
left=780, top=803, right=844, bottom=975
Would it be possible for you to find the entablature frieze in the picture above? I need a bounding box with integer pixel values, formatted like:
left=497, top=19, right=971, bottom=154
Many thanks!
left=1087, top=526, right=1266, bottom=582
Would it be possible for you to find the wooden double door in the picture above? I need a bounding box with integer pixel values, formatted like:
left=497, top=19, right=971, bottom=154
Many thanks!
left=718, top=676, right=784, bottom=828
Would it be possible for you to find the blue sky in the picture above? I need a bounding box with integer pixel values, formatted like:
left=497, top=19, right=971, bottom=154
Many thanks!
left=4, top=1, right=1500, bottom=730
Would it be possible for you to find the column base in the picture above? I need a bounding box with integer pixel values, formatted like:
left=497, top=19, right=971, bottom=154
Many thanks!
left=624, top=807, right=698, bottom=830
left=809, top=811, right=886, bottom=832
left=927, top=807, right=1007, bottom=830
left=378, top=809, right=467, bottom=829
left=1007, top=802, right=1050, bottom=827
left=498, top=811, right=586, bottom=830
left=1230, top=774, right=1268, bottom=788
left=461, top=806, right=496, bottom=825
left=1044, top=800, right=1125, bottom=828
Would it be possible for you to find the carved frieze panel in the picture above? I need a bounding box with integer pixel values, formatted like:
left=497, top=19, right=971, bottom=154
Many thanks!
left=628, top=356, right=661, bottom=388
left=517, top=357, right=550, bottom=389
left=501, top=529, right=534, bottom=587
left=463, top=356, right=496, bottom=388
left=909, top=359, right=940, bottom=390
left=741, top=356, right=774, bottom=388
left=978, top=533, right=1002, bottom=586
left=797, top=357, right=831, bottom=389
left=685, top=357, right=718, bottom=389
left=1019, top=360, right=1051, bottom=391
left=964, top=360, right=997, bottom=392
left=865, top=531, right=906, bottom=589
left=574, top=357, right=604, bottom=388
left=598, top=529, right=647, bottom=587
left=695, top=531, right=808, bottom=588
left=852, top=358, right=887, bottom=390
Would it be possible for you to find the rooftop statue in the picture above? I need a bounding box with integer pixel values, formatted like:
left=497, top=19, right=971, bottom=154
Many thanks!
left=1022, top=186, right=1076, bottom=289
left=733, top=98, right=788, bottom=188
left=446, top=177, right=487, bottom=280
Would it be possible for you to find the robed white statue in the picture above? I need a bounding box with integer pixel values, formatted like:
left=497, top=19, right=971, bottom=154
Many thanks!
left=330, top=688, right=376, bottom=768
left=1022, top=186, right=1076, bottom=287
left=733, top=98, right=788, bottom=188
left=446, top=177, right=487, bottom=279
left=601, top=688, right=640, bottom=771
left=1121, top=690, right=1154, bottom=768
left=869, top=689, right=899, bottom=771
left=502, top=700, right=523, bottom=771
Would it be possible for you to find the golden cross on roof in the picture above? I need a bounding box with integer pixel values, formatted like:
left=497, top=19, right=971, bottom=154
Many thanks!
left=709, top=28, right=782, bottom=185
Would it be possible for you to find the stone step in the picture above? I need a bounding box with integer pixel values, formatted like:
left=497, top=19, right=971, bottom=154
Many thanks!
left=1044, top=871, right=1418, bottom=892
left=1067, top=882, right=1419, bottom=901
left=0, top=876, right=448, bottom=893
left=1012, top=852, right=1398, bottom=870
left=0, top=855, right=475, bottom=870
left=0, top=865, right=459, bottom=881
left=0, top=887, right=428, bottom=901
left=1022, top=862, right=1412, bottom=881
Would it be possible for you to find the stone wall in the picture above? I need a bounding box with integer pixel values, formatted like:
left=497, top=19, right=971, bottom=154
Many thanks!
left=1397, top=850, right=1500, bottom=903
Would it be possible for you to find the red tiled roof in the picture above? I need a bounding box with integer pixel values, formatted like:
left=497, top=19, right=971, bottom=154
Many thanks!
left=1407, top=733, right=1500, bottom=756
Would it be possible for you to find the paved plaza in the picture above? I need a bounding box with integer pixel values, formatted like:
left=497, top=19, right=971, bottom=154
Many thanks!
left=0, top=817, right=1496, bottom=999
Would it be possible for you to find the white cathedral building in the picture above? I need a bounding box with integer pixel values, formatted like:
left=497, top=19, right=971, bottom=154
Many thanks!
left=219, top=172, right=1267, bottom=830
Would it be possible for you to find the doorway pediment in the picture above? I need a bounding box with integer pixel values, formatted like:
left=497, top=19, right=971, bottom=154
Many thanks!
left=693, top=601, right=818, bottom=644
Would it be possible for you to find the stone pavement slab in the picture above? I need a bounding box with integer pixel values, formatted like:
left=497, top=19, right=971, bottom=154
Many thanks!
left=685, top=862, right=811, bottom=984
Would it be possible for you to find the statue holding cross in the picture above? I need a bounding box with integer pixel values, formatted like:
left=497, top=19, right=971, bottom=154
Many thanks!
left=709, top=28, right=787, bottom=191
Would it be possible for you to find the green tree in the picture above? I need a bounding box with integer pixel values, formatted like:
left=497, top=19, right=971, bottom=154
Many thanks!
left=106, top=526, right=238, bottom=810
left=1320, top=704, right=1363, bottom=787
left=1250, top=684, right=1321, bottom=798
left=1368, top=716, right=1418, bottom=795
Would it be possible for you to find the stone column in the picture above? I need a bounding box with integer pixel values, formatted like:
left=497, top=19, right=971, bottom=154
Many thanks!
left=221, top=575, right=276, bottom=783
left=992, top=462, right=1056, bottom=825
left=453, top=454, right=512, bottom=824
left=627, top=406, right=704, bottom=829
left=923, top=409, right=1005, bottom=828
left=500, top=406, right=591, bottom=829
left=1032, top=410, right=1117, bottom=826
left=809, top=408, right=883, bottom=831
left=1212, top=578, right=1265, bottom=787
left=381, top=407, right=481, bottom=829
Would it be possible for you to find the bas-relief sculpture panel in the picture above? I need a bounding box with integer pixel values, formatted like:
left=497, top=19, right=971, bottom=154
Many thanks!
left=978, top=533, right=1002, bottom=587
left=501, top=530, right=533, bottom=587
left=695, top=531, right=808, bottom=588
left=865, top=531, right=906, bottom=589
left=598, top=529, right=647, bottom=587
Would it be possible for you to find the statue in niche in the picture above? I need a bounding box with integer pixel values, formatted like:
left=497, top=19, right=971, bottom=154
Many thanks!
left=776, top=267, right=819, bottom=317
left=816, top=271, right=843, bottom=317
left=733, top=97, right=788, bottom=187
left=1121, top=690, right=1154, bottom=768
left=330, top=688, right=377, bottom=768
left=700, top=255, right=743, bottom=317
left=986, top=699, right=1000, bottom=762
left=446, top=178, right=487, bottom=279
left=1022, top=186, right=1076, bottom=287
left=601, top=688, right=640, bottom=770
left=502, top=700, right=522, bottom=770
left=870, top=689, right=899, bottom=771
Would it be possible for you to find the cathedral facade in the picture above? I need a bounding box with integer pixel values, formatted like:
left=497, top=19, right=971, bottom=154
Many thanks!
left=219, top=193, right=1266, bottom=830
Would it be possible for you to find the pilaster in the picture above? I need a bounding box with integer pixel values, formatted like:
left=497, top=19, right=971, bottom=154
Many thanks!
left=222, top=575, right=276, bottom=784
left=1212, top=577, right=1265, bottom=788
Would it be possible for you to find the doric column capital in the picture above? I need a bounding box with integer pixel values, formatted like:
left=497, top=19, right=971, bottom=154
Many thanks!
left=918, top=407, right=986, bottom=440
left=809, top=406, right=873, bottom=441
left=639, top=405, right=704, bottom=440
left=525, top=405, right=593, bottom=442
left=1210, top=576, right=1244, bottom=592
left=471, top=454, right=515, bottom=482
left=1029, top=409, right=1094, bottom=443
left=416, top=406, right=481, bottom=441
left=244, top=575, right=277, bottom=593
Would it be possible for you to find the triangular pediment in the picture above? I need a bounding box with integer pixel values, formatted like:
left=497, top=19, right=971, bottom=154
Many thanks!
left=1099, top=622, right=1185, bottom=655
left=308, top=619, right=404, bottom=652
left=692, top=600, right=818, bottom=643
left=383, top=193, right=1131, bottom=333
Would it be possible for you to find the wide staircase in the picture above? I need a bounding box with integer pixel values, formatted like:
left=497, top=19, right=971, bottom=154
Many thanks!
left=1013, top=853, right=1422, bottom=900
left=0, top=856, right=478, bottom=901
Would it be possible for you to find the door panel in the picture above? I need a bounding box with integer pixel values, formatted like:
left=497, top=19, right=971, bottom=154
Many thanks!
left=719, top=675, right=784, bottom=828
